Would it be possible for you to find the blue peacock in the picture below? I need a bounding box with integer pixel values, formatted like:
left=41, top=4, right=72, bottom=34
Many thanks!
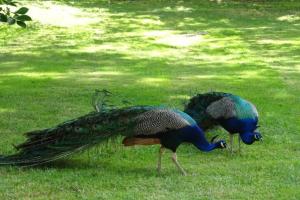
left=184, top=92, right=262, bottom=153
left=0, top=105, right=226, bottom=175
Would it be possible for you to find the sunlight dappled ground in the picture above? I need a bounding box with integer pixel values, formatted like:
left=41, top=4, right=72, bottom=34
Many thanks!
left=277, top=14, right=300, bottom=22
left=27, top=1, right=106, bottom=27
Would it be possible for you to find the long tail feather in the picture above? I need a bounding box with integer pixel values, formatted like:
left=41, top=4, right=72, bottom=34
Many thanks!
left=0, top=107, right=145, bottom=166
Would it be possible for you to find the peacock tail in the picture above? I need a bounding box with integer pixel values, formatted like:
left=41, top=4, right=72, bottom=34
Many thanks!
left=184, top=92, right=258, bottom=130
left=0, top=106, right=196, bottom=166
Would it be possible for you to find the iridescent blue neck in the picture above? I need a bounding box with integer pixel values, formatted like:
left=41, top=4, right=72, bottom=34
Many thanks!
left=179, top=125, right=219, bottom=152
left=219, top=117, right=258, bottom=133
left=194, top=141, right=219, bottom=152
left=239, top=132, right=255, bottom=144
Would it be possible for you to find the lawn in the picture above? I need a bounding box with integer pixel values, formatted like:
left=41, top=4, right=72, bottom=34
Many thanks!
left=0, top=0, right=299, bottom=199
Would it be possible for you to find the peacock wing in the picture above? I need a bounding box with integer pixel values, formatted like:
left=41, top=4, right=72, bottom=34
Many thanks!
left=184, top=92, right=231, bottom=129
left=206, top=95, right=258, bottom=120
left=132, top=109, right=191, bottom=136
left=206, top=97, right=237, bottom=119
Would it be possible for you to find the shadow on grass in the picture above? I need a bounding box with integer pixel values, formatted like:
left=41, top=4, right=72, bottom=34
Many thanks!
left=27, top=157, right=165, bottom=176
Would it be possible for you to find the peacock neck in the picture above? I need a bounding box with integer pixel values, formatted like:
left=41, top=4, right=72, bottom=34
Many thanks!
left=179, top=125, right=217, bottom=152
left=219, top=117, right=257, bottom=134
left=194, top=142, right=218, bottom=152
left=239, top=132, right=254, bottom=144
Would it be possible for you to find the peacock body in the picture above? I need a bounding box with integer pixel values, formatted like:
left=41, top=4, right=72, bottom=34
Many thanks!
left=0, top=105, right=226, bottom=174
left=184, top=92, right=262, bottom=150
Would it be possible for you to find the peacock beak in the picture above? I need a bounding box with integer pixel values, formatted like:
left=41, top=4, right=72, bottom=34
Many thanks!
left=220, top=141, right=227, bottom=148
left=254, top=134, right=263, bottom=142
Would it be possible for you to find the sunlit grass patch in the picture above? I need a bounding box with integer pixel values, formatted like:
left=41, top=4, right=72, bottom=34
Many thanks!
left=277, top=14, right=300, bottom=22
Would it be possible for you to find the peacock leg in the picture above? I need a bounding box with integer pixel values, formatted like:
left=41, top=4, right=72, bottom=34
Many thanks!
left=171, top=153, right=187, bottom=176
left=230, top=134, right=234, bottom=154
left=157, top=146, right=165, bottom=173
left=238, top=135, right=241, bottom=154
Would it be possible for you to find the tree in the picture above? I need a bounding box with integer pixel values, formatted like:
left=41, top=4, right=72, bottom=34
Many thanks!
left=0, top=0, right=31, bottom=28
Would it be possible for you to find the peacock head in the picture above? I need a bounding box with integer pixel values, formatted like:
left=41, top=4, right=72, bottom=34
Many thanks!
left=240, top=131, right=263, bottom=145
left=254, top=132, right=263, bottom=141
left=211, top=136, right=227, bottom=149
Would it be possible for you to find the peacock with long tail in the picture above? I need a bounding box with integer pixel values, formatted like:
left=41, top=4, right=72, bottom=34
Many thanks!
left=0, top=103, right=226, bottom=175
left=184, top=92, right=262, bottom=153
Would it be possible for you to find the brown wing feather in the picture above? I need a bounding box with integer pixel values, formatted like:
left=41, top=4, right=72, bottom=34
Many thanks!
left=122, top=137, right=161, bottom=146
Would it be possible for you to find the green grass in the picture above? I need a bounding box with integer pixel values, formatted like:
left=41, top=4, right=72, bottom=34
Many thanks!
left=0, top=0, right=299, bottom=199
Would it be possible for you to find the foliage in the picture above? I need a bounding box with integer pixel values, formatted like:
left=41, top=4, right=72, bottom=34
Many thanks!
left=0, top=0, right=31, bottom=28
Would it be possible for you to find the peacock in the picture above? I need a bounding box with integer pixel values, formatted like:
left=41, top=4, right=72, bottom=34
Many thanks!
left=0, top=105, right=226, bottom=175
left=184, top=92, right=262, bottom=153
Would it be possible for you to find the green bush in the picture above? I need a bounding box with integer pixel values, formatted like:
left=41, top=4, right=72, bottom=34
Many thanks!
left=0, top=0, right=31, bottom=28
